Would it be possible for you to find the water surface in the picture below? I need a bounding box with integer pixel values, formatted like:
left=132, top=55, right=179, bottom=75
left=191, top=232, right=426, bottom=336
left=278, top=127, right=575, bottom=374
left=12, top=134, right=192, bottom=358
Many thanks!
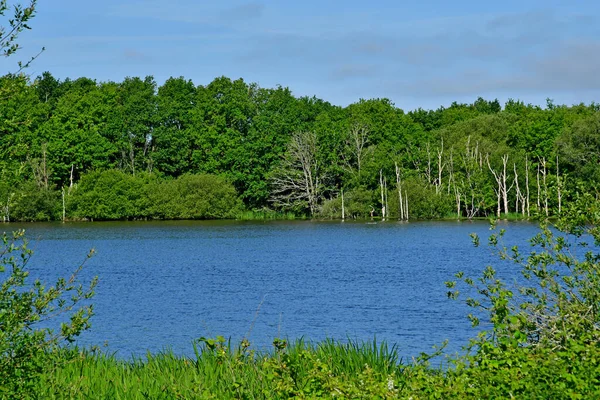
left=4, top=220, right=539, bottom=359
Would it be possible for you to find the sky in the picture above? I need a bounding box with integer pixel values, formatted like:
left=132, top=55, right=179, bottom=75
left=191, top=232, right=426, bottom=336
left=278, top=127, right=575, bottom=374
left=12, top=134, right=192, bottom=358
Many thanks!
left=2, top=0, right=600, bottom=111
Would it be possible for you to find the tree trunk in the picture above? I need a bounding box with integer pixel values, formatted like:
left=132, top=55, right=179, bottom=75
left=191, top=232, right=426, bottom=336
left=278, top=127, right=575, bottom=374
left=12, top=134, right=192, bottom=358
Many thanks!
left=525, top=155, right=530, bottom=217
left=556, top=155, right=562, bottom=214
left=341, top=188, right=345, bottom=221
left=379, top=170, right=386, bottom=220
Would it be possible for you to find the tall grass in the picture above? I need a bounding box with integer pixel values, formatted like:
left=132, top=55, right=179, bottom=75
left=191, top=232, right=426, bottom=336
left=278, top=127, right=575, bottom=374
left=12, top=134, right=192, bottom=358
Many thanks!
left=36, top=338, right=405, bottom=399
left=235, top=210, right=302, bottom=220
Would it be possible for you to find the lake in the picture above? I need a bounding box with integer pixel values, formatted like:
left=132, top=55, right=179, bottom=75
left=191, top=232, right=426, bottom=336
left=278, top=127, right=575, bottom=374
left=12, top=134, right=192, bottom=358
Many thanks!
left=3, top=220, right=540, bottom=360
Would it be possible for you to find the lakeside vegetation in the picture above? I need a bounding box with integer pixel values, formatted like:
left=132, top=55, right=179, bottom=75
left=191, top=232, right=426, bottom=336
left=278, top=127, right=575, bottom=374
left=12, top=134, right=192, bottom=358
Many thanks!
left=2, top=71, right=599, bottom=221
left=2, top=195, right=600, bottom=398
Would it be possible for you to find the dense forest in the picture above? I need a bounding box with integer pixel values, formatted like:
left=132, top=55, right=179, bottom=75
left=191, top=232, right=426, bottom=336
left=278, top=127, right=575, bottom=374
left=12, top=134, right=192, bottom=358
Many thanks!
left=1, top=72, right=599, bottom=221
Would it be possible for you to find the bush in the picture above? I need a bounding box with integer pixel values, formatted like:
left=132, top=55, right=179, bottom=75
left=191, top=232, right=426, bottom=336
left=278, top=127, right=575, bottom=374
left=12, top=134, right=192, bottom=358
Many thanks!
left=319, top=188, right=375, bottom=219
left=9, top=182, right=61, bottom=222
left=0, top=230, right=96, bottom=398
left=441, top=193, right=600, bottom=397
left=148, top=174, right=242, bottom=219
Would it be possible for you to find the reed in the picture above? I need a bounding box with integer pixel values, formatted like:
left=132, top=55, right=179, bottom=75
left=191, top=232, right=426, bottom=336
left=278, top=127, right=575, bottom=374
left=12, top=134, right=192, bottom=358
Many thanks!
left=235, top=210, right=300, bottom=220
left=36, top=338, right=405, bottom=399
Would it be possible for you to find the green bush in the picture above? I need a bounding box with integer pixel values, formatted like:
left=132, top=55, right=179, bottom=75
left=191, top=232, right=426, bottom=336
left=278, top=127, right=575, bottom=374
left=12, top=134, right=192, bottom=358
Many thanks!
left=0, top=230, right=96, bottom=398
left=440, top=193, right=600, bottom=398
left=319, top=188, right=376, bottom=219
left=68, top=169, right=147, bottom=220
left=148, top=174, right=242, bottom=219
left=69, top=170, right=242, bottom=220
left=10, top=182, right=61, bottom=222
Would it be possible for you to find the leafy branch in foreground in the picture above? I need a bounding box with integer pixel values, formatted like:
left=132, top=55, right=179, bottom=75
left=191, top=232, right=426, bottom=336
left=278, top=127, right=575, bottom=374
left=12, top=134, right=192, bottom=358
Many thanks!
left=440, top=193, right=600, bottom=397
left=1, top=0, right=36, bottom=58
left=0, top=229, right=97, bottom=397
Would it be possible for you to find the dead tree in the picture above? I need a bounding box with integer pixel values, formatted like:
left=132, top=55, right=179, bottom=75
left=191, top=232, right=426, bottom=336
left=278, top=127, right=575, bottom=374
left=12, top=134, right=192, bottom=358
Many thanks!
left=525, top=155, right=531, bottom=217
left=343, top=123, right=370, bottom=176
left=270, top=131, right=324, bottom=216
left=436, top=139, right=445, bottom=194
left=539, top=157, right=549, bottom=216
left=379, top=170, right=386, bottom=220
left=395, top=162, right=408, bottom=220
left=556, top=155, right=562, bottom=214
left=488, top=154, right=512, bottom=217
left=341, top=188, right=345, bottom=221
left=514, top=163, right=526, bottom=216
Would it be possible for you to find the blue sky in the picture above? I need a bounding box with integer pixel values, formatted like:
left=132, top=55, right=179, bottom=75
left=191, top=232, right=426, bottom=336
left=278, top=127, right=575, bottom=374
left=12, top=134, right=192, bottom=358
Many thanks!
left=3, top=0, right=600, bottom=110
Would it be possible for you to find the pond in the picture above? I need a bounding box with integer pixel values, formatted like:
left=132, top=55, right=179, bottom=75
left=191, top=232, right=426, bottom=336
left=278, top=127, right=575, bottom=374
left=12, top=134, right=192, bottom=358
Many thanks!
left=4, top=219, right=540, bottom=360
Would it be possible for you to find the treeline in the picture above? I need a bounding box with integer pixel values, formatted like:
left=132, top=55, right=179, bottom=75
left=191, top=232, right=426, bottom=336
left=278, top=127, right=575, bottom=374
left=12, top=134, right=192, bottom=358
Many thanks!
left=0, top=72, right=599, bottom=221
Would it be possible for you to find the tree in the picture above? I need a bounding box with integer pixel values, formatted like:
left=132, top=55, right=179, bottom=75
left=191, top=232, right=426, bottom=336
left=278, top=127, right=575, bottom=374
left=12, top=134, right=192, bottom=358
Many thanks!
left=270, top=131, right=325, bottom=216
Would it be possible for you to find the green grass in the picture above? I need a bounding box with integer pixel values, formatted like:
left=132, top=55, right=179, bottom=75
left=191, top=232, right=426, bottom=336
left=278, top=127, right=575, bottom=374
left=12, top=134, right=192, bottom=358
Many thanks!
left=235, top=210, right=302, bottom=220
left=32, top=333, right=600, bottom=399
left=36, top=338, right=406, bottom=399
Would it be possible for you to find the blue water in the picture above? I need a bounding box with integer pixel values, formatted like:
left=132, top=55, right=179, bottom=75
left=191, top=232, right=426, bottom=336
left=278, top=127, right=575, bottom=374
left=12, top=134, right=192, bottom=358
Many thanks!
left=3, top=220, right=540, bottom=360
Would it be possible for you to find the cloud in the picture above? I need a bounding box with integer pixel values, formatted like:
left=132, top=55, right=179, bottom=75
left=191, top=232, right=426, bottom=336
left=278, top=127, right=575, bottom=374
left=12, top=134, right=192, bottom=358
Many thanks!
left=220, top=2, right=265, bottom=20
left=379, top=38, right=600, bottom=99
left=122, top=49, right=149, bottom=62
left=330, top=64, right=377, bottom=80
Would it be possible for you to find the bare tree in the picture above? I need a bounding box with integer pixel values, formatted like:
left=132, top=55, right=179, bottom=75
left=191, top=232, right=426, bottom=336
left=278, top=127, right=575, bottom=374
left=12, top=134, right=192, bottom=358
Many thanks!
left=395, top=162, right=407, bottom=220
left=487, top=154, right=513, bottom=217
left=525, top=155, right=531, bottom=217
left=343, top=123, right=370, bottom=176
left=379, top=170, right=386, bottom=220
left=436, top=139, right=445, bottom=194
left=556, top=155, right=562, bottom=214
left=270, top=131, right=324, bottom=216
left=539, top=157, right=549, bottom=216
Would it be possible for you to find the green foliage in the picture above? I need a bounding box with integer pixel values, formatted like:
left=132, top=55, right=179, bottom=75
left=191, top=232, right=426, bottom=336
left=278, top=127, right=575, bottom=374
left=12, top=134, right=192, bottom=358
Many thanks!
left=440, top=195, right=600, bottom=398
left=11, top=181, right=60, bottom=221
left=403, top=177, right=453, bottom=219
left=0, top=0, right=36, bottom=59
left=69, top=170, right=241, bottom=220
left=0, top=230, right=96, bottom=398
left=2, top=71, right=600, bottom=220
left=149, top=174, right=242, bottom=219
left=69, top=169, right=150, bottom=220
left=319, top=188, right=375, bottom=219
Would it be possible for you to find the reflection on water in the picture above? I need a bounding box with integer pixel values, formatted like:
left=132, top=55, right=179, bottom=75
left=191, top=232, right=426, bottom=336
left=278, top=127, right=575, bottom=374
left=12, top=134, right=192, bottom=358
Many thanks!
left=3, top=220, right=539, bottom=359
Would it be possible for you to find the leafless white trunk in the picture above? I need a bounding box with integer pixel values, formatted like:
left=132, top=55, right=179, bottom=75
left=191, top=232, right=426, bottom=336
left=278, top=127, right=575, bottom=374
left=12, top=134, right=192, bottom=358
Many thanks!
left=395, top=162, right=407, bottom=220
left=341, top=188, right=345, bottom=221
left=270, top=131, right=323, bottom=216
left=379, top=169, right=386, bottom=220
left=556, top=155, right=562, bottom=214
left=540, top=157, right=549, bottom=216
left=436, top=139, right=445, bottom=194
left=514, top=163, right=526, bottom=216
left=525, top=155, right=530, bottom=217
left=487, top=154, right=509, bottom=217
left=425, top=142, right=432, bottom=186
left=344, top=123, right=369, bottom=175
left=537, top=162, right=541, bottom=212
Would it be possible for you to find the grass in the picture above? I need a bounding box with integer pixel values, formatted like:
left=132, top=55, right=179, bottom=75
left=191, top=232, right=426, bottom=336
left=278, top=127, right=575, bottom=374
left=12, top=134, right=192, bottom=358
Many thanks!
left=235, top=210, right=303, bottom=220
left=36, top=338, right=407, bottom=399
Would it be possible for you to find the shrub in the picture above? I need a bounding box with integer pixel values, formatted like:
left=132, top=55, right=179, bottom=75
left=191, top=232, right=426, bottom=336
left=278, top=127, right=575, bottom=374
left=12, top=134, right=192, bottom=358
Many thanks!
left=0, top=230, right=96, bottom=398
left=442, top=193, right=600, bottom=397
